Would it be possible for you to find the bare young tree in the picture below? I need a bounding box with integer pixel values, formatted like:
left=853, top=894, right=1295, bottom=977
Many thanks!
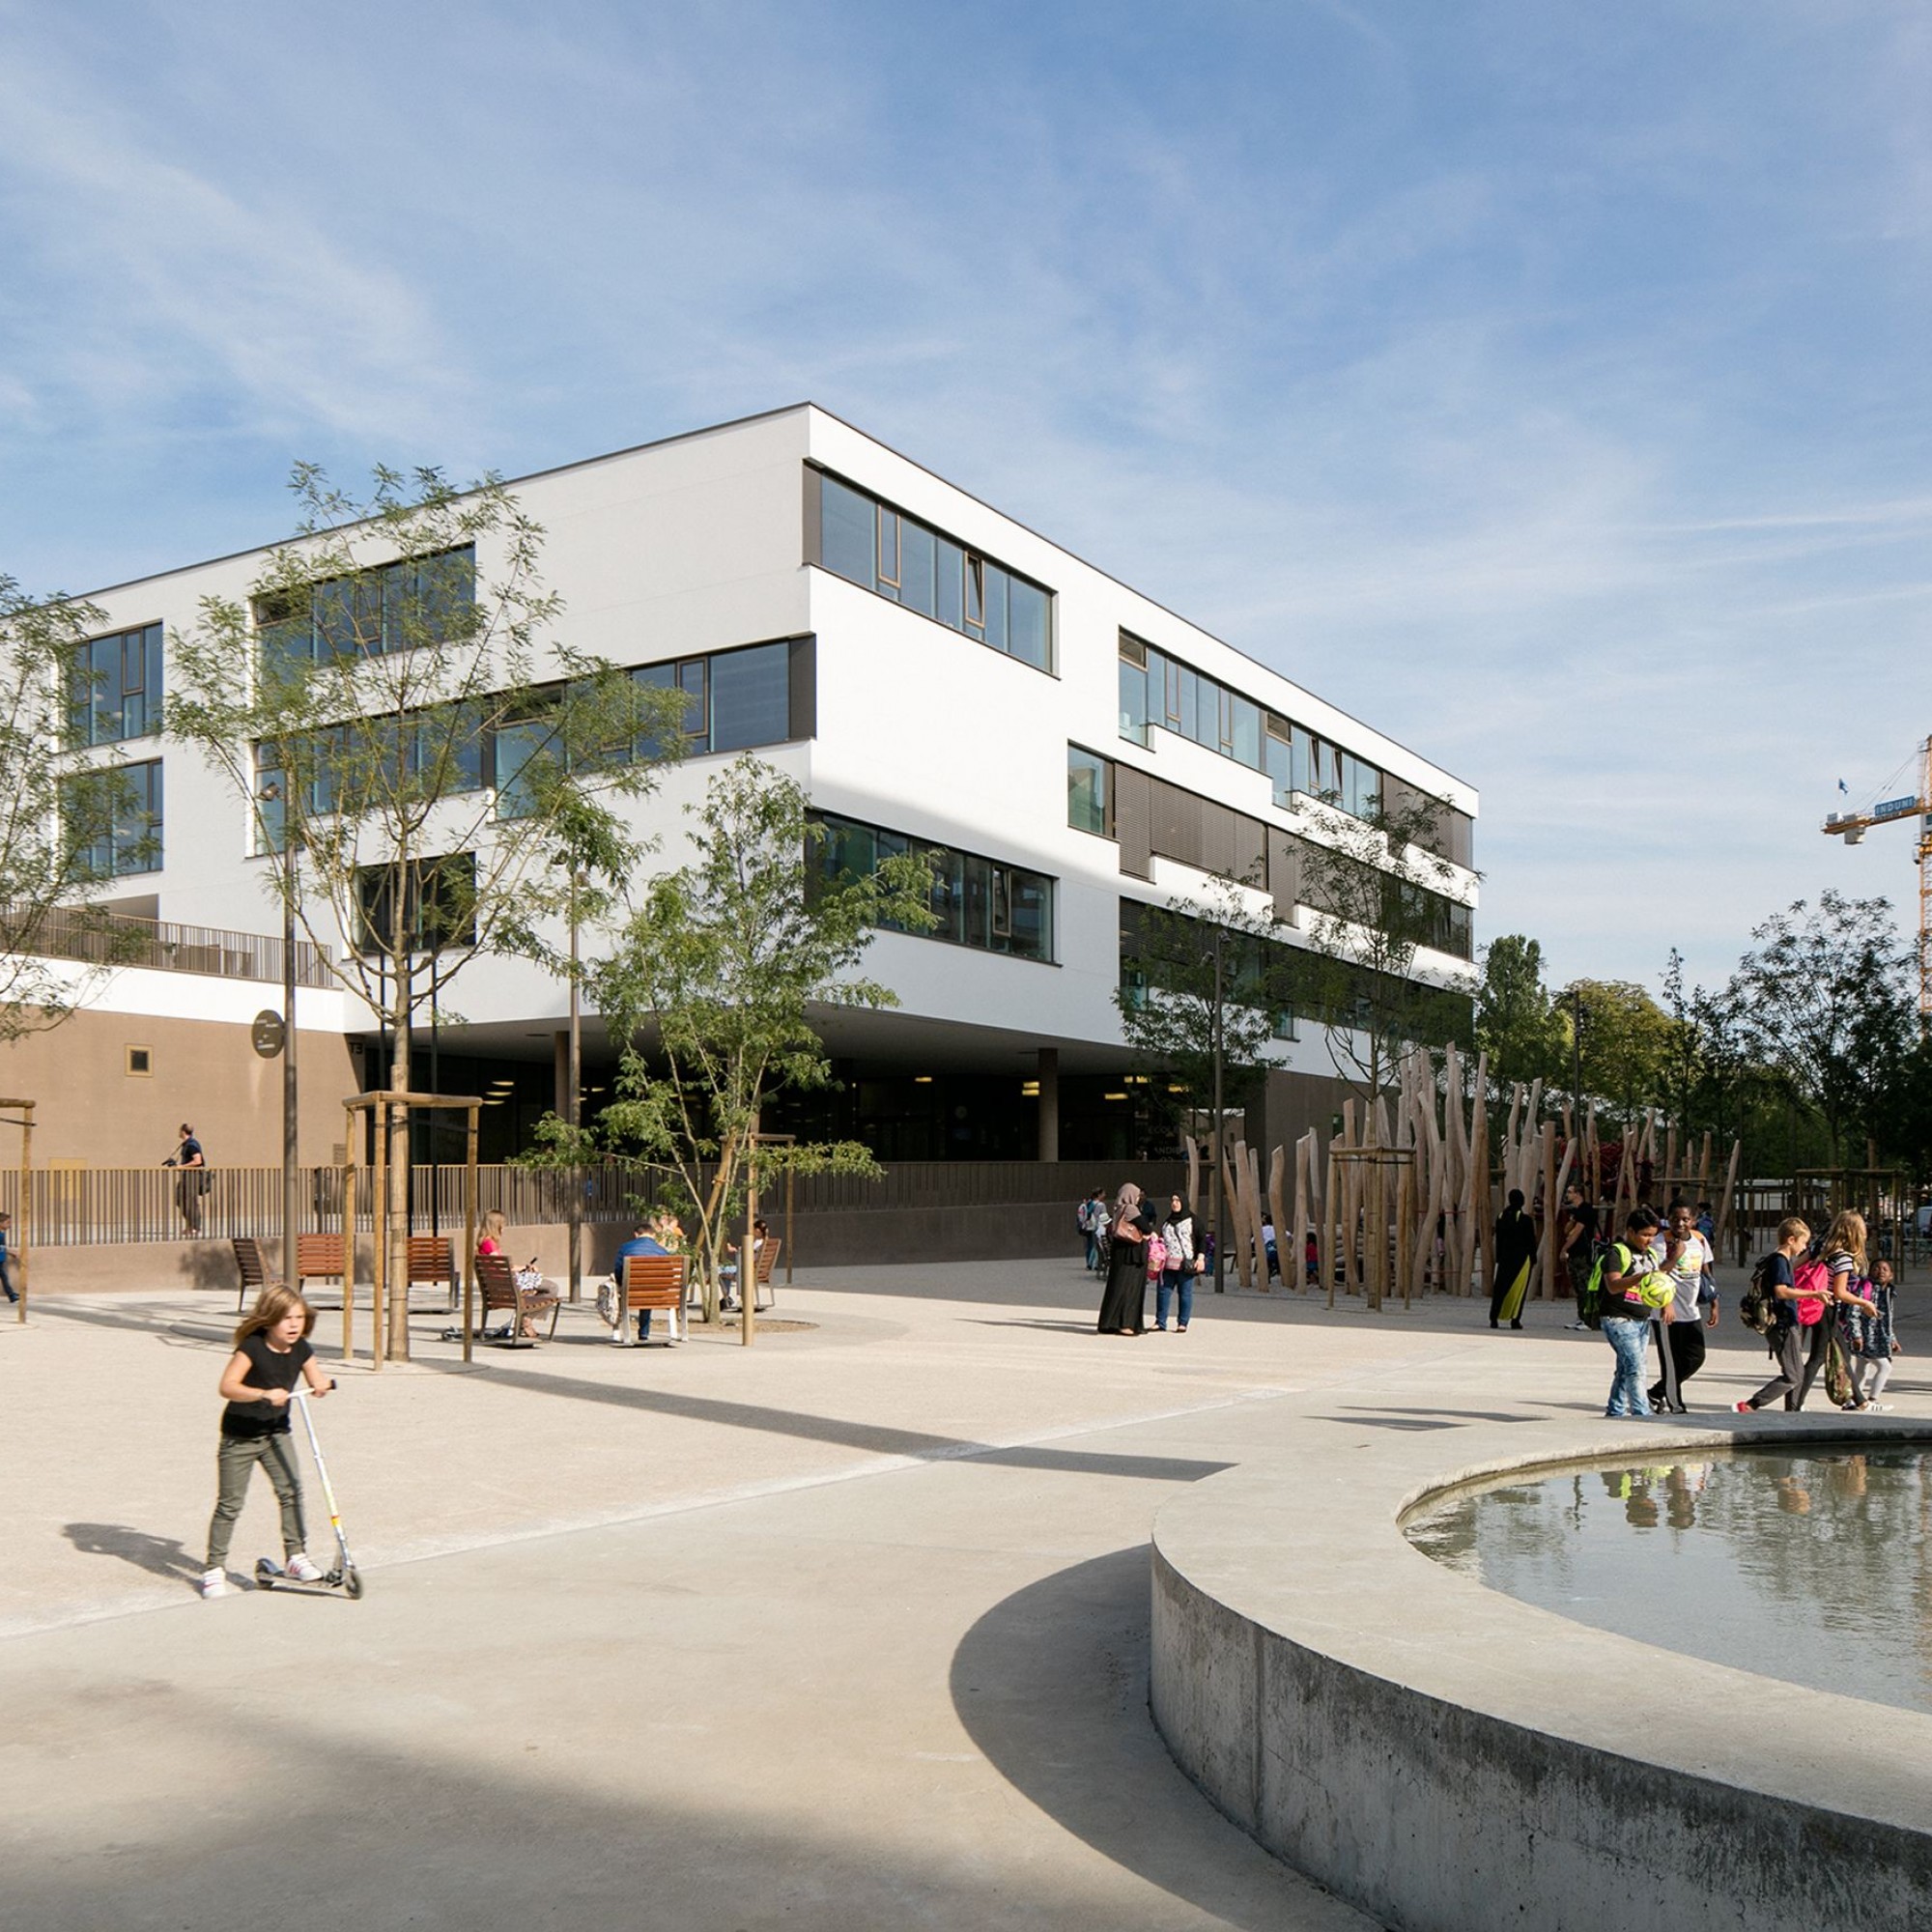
left=167, top=465, right=688, bottom=1357
left=533, top=756, right=933, bottom=1327
left=1293, top=793, right=1474, bottom=1109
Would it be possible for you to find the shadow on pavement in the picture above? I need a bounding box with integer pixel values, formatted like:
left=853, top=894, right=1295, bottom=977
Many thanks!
left=425, top=1358, right=1227, bottom=1484
left=62, top=1521, right=202, bottom=1584
left=949, top=1546, right=1364, bottom=1931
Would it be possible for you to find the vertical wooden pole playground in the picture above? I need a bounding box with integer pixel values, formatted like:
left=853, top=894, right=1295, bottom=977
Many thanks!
left=1538, top=1122, right=1557, bottom=1299
left=1325, top=1146, right=1341, bottom=1310
left=372, top=1104, right=389, bottom=1372
left=4, top=1099, right=34, bottom=1323
left=341, top=1156, right=356, bottom=1364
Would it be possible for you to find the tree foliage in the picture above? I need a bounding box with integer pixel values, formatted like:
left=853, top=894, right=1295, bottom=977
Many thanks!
left=1294, top=793, right=1474, bottom=1103
left=166, top=464, right=688, bottom=1358
left=532, top=756, right=933, bottom=1321
left=1723, top=890, right=1917, bottom=1163
left=167, top=464, right=685, bottom=1068
left=1558, top=977, right=1673, bottom=1133
left=1474, top=934, right=1566, bottom=1094
left=1114, top=877, right=1290, bottom=1122
left=0, top=577, right=144, bottom=1041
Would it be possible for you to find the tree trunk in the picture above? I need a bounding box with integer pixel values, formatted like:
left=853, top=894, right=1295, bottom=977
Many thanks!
left=385, top=869, right=412, bottom=1365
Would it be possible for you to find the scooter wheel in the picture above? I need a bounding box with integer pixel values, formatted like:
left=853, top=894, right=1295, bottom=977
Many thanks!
left=343, top=1567, right=365, bottom=1601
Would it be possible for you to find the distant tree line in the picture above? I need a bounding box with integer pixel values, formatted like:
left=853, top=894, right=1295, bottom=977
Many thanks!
left=1474, top=894, right=1932, bottom=1179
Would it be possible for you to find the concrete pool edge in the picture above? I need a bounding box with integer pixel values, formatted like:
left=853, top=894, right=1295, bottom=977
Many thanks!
left=1149, top=1413, right=1932, bottom=1932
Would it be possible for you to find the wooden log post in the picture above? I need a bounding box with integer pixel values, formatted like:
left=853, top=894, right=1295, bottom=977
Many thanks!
left=1537, top=1122, right=1557, bottom=1297
left=1266, top=1144, right=1289, bottom=1294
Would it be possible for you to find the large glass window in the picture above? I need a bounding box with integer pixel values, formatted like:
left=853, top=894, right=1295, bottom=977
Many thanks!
left=1067, top=745, right=1112, bottom=837
left=1122, top=633, right=1401, bottom=835
left=820, top=477, right=876, bottom=583
left=259, top=546, right=476, bottom=668
left=811, top=469, right=1055, bottom=673
left=354, top=853, right=477, bottom=954
left=631, top=639, right=794, bottom=762
left=67, top=757, right=163, bottom=876
left=69, top=622, right=162, bottom=747
left=816, top=811, right=1056, bottom=963
left=709, top=640, right=791, bottom=753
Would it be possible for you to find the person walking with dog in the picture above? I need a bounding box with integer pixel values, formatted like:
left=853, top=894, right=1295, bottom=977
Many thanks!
left=201, top=1285, right=333, bottom=1600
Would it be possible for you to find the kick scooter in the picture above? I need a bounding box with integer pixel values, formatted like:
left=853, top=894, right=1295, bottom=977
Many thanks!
left=255, top=1379, right=365, bottom=1600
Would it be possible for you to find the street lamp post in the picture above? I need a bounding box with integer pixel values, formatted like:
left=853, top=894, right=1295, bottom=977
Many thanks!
left=261, top=775, right=300, bottom=1285
left=1210, top=926, right=1225, bottom=1293
left=1570, top=983, right=1585, bottom=1198
left=281, top=842, right=298, bottom=1287
left=567, top=865, right=582, bottom=1303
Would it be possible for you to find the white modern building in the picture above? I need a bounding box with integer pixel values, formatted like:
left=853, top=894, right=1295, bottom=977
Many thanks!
left=13, top=404, right=1477, bottom=1174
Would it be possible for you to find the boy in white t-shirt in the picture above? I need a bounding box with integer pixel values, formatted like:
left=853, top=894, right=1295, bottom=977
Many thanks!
left=1647, top=1200, right=1716, bottom=1412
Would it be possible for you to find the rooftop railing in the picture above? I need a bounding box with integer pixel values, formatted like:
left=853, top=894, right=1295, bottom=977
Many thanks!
left=10, top=903, right=335, bottom=990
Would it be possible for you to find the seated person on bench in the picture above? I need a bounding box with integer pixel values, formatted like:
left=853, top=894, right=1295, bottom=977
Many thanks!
left=478, top=1209, right=560, bottom=1340
left=610, top=1220, right=670, bottom=1342
left=719, top=1219, right=768, bottom=1313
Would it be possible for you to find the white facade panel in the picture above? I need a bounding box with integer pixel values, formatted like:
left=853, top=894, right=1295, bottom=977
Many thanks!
left=51, top=403, right=1477, bottom=1085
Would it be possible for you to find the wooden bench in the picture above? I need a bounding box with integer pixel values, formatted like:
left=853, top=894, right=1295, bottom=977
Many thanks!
left=407, top=1235, right=459, bottom=1311
left=617, top=1253, right=686, bottom=1346
left=232, top=1236, right=270, bottom=1315
left=296, top=1233, right=346, bottom=1287
left=474, top=1252, right=559, bottom=1347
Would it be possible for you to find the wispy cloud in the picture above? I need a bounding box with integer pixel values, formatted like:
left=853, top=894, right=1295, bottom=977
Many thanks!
left=2, top=0, right=1930, bottom=991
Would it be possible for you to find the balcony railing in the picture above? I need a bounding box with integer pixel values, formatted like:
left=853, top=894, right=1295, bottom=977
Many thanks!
left=10, top=903, right=335, bottom=990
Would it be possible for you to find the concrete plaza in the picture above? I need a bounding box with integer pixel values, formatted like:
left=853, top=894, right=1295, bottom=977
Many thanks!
left=3, top=1257, right=1921, bottom=1929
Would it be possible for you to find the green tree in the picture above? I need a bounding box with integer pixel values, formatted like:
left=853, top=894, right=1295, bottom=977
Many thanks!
left=1293, top=793, right=1474, bottom=1107
left=1474, top=934, right=1566, bottom=1094
left=1724, top=891, right=1917, bottom=1164
left=0, top=578, right=144, bottom=1039
left=533, top=756, right=933, bottom=1326
left=1870, top=1029, right=1932, bottom=1180
left=167, top=464, right=686, bottom=1359
left=1560, top=978, right=1673, bottom=1136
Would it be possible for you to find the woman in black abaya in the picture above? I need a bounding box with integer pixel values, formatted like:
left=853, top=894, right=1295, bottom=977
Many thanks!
left=1096, top=1182, right=1153, bottom=1335
left=1489, top=1188, right=1538, bottom=1329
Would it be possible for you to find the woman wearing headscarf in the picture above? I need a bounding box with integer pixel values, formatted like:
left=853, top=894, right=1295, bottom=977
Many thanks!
left=1488, top=1188, right=1537, bottom=1330
left=1096, top=1182, right=1153, bottom=1335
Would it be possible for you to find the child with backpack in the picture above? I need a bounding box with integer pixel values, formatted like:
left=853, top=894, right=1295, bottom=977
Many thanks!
left=1594, top=1208, right=1675, bottom=1418
left=1848, top=1257, right=1901, bottom=1409
left=1735, top=1217, right=1821, bottom=1412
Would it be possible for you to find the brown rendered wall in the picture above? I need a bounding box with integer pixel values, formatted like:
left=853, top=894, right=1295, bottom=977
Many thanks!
left=0, top=1008, right=360, bottom=1170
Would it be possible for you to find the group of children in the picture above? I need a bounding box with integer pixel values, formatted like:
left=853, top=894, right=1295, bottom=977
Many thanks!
left=1588, top=1203, right=1901, bottom=1420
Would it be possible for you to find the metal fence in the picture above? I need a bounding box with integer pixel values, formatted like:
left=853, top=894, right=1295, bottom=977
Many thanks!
left=17, top=902, right=334, bottom=989
left=0, top=1158, right=1189, bottom=1247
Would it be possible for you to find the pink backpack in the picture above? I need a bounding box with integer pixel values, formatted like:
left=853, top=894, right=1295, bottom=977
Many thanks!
left=1145, top=1235, right=1168, bottom=1276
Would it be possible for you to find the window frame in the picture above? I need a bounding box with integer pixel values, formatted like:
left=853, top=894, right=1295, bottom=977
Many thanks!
left=806, top=466, right=1057, bottom=676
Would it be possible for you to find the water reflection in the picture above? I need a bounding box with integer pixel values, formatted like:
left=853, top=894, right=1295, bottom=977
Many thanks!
left=1406, top=1447, right=1932, bottom=1715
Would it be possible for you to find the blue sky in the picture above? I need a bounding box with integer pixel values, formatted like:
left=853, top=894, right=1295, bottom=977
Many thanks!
left=4, top=0, right=1929, bottom=998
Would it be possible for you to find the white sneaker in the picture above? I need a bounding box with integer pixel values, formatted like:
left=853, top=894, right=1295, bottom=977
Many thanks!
left=199, top=1567, right=232, bottom=1600
left=284, top=1553, right=325, bottom=1583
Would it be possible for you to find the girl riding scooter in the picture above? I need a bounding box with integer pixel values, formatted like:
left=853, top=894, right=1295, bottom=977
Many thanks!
left=200, top=1285, right=334, bottom=1599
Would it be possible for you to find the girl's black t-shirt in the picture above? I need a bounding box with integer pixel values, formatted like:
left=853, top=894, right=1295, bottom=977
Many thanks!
left=221, top=1332, right=312, bottom=1438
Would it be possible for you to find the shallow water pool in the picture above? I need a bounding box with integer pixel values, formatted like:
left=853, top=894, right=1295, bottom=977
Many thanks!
left=1406, top=1446, right=1932, bottom=1716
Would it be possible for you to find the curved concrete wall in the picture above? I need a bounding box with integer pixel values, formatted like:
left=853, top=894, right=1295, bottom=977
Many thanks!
left=1150, top=1418, right=1932, bottom=1932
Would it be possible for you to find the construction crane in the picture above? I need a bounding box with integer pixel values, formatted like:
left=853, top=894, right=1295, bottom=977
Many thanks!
left=1821, top=734, right=1932, bottom=1015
